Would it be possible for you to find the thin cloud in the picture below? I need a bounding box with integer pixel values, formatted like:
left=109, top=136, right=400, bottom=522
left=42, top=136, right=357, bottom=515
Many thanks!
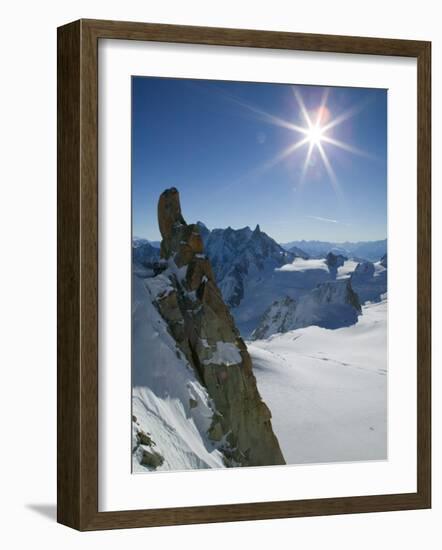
left=307, top=215, right=339, bottom=224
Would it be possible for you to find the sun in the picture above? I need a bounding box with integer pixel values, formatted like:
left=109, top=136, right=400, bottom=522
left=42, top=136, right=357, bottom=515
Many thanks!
left=227, top=85, right=369, bottom=195
left=306, top=123, right=324, bottom=146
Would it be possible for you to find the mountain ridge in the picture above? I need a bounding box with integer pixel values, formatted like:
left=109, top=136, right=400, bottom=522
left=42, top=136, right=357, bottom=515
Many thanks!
left=139, top=233, right=387, bottom=263
left=281, top=239, right=387, bottom=262
left=133, top=227, right=387, bottom=337
left=251, top=278, right=362, bottom=340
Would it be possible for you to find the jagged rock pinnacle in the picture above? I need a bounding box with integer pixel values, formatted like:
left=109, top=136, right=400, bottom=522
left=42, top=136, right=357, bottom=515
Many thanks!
left=153, top=188, right=285, bottom=467
left=158, top=187, right=204, bottom=263
left=158, top=188, right=186, bottom=249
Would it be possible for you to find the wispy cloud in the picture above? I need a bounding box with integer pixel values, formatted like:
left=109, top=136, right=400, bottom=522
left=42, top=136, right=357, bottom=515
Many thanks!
left=307, top=215, right=339, bottom=224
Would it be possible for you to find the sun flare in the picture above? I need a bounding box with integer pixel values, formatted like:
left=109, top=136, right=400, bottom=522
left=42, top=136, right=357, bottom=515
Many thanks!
left=306, top=123, right=325, bottom=146
left=227, top=85, right=370, bottom=195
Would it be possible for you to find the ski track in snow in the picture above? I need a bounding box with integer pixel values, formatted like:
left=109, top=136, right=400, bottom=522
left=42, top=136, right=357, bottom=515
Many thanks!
left=248, top=299, right=387, bottom=465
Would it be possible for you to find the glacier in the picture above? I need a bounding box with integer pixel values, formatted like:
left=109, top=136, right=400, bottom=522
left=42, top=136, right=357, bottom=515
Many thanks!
left=249, top=298, right=388, bottom=464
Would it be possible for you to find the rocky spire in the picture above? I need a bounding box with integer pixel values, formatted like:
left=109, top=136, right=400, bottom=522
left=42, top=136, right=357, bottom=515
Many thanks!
left=157, top=187, right=199, bottom=261
left=153, top=188, right=285, bottom=467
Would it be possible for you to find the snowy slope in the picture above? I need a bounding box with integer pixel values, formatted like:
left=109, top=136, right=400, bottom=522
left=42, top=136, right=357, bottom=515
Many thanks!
left=336, top=260, right=359, bottom=279
left=232, top=259, right=334, bottom=336
left=276, top=258, right=329, bottom=273
left=132, top=272, right=225, bottom=472
left=252, top=279, right=361, bottom=339
left=249, top=299, right=387, bottom=464
left=234, top=251, right=386, bottom=336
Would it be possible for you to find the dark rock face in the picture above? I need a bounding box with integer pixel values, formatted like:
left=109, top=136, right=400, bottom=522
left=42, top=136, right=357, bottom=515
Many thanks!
left=288, top=245, right=309, bottom=259
left=196, top=221, right=210, bottom=245
left=326, top=251, right=347, bottom=277
left=351, top=260, right=387, bottom=303
left=202, top=224, right=295, bottom=309
left=153, top=188, right=285, bottom=467
left=251, top=296, right=297, bottom=340
left=353, top=261, right=375, bottom=279
left=132, top=417, right=165, bottom=470
left=140, top=448, right=165, bottom=468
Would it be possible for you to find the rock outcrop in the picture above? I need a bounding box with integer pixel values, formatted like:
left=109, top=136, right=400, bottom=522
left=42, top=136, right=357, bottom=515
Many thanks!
left=132, top=416, right=165, bottom=471
left=151, top=188, right=285, bottom=467
left=326, top=251, right=347, bottom=277
left=251, top=296, right=297, bottom=340
left=288, top=245, right=310, bottom=259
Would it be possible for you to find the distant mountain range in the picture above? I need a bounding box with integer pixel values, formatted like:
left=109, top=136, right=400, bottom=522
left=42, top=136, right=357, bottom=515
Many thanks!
left=197, top=222, right=295, bottom=308
left=281, top=239, right=387, bottom=262
left=133, top=227, right=387, bottom=336
left=251, top=278, right=362, bottom=340
left=138, top=234, right=388, bottom=264
left=132, top=237, right=160, bottom=266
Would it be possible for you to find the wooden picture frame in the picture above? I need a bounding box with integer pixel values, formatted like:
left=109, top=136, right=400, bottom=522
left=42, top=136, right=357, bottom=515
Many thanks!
left=57, top=19, right=431, bottom=531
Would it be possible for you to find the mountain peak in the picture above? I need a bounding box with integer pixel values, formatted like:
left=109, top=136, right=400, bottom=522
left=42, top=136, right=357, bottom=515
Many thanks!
left=252, top=279, right=361, bottom=340
left=158, top=187, right=206, bottom=263
left=158, top=188, right=186, bottom=249
left=149, top=188, right=285, bottom=467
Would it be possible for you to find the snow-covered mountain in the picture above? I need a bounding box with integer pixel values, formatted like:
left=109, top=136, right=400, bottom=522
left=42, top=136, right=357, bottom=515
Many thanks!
left=200, top=223, right=295, bottom=308
left=132, top=238, right=160, bottom=267
left=228, top=251, right=364, bottom=336
left=134, top=224, right=387, bottom=337
left=132, top=188, right=284, bottom=472
left=350, top=258, right=387, bottom=303
left=252, top=279, right=361, bottom=340
left=249, top=298, right=387, bottom=464
left=133, top=236, right=161, bottom=248
left=287, top=244, right=310, bottom=258
left=281, top=239, right=387, bottom=262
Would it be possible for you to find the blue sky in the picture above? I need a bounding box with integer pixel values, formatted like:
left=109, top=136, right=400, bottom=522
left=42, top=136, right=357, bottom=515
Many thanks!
left=132, top=77, right=387, bottom=243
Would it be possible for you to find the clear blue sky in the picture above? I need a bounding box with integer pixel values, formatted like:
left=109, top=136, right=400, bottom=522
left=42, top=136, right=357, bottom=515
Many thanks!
left=132, top=77, right=387, bottom=243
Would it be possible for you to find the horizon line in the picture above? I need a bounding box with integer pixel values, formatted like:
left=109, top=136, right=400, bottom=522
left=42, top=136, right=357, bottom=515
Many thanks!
left=133, top=231, right=388, bottom=245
